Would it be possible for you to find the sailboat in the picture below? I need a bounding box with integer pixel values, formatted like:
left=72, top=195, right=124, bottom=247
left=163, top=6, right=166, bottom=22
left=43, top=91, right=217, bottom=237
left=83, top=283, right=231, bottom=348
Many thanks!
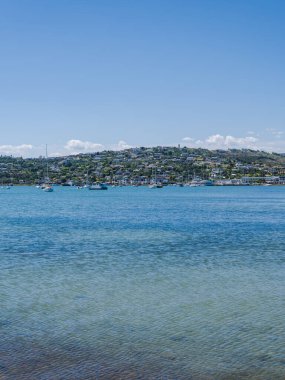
left=148, top=167, right=163, bottom=188
left=42, top=145, right=54, bottom=192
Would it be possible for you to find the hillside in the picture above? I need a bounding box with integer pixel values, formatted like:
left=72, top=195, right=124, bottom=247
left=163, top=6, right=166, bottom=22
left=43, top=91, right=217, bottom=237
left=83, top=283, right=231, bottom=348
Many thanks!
left=0, top=147, right=285, bottom=185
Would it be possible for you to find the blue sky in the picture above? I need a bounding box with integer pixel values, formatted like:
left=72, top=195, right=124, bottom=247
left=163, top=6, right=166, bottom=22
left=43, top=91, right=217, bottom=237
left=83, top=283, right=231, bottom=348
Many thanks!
left=0, top=0, right=284, bottom=156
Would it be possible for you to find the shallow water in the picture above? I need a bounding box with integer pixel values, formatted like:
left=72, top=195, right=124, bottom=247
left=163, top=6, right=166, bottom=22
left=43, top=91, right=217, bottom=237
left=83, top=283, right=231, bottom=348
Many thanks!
left=0, top=186, right=285, bottom=379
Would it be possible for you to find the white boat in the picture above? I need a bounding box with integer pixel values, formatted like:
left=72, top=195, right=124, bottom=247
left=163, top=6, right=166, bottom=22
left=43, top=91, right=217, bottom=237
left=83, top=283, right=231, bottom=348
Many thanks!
left=189, top=177, right=213, bottom=187
left=43, top=185, right=53, bottom=192
left=148, top=183, right=163, bottom=188
left=89, top=183, right=108, bottom=190
left=189, top=177, right=203, bottom=187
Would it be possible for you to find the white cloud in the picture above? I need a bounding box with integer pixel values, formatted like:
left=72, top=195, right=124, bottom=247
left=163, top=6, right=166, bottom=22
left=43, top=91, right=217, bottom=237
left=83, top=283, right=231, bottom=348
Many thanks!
left=253, top=139, right=285, bottom=153
left=61, top=139, right=133, bottom=155
left=266, top=128, right=284, bottom=138
left=180, top=133, right=285, bottom=152
left=2, top=133, right=285, bottom=159
left=247, top=130, right=259, bottom=136
left=46, top=139, right=133, bottom=157
left=205, top=134, right=258, bottom=148
left=181, top=134, right=259, bottom=150
left=64, top=139, right=104, bottom=154
left=0, top=144, right=34, bottom=156
left=111, top=140, right=132, bottom=150
left=182, top=137, right=194, bottom=142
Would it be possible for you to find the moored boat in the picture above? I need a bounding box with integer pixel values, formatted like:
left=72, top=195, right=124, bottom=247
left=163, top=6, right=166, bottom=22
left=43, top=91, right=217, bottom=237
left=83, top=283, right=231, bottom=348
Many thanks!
left=89, top=183, right=108, bottom=190
left=42, top=185, right=53, bottom=192
left=42, top=145, right=54, bottom=192
left=148, top=182, right=163, bottom=188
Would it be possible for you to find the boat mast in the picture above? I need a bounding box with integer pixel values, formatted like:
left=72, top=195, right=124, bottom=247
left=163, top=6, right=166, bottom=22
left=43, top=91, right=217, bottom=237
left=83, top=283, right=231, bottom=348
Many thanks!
left=46, top=144, right=49, bottom=182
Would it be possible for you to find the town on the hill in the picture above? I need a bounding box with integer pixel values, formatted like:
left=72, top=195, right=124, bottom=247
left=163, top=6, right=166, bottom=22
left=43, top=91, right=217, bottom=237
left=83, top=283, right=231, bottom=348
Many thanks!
left=1, top=146, right=285, bottom=186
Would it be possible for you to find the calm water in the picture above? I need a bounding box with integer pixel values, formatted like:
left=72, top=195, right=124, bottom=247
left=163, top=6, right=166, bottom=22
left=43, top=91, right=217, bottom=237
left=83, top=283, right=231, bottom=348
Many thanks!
left=0, top=186, right=285, bottom=380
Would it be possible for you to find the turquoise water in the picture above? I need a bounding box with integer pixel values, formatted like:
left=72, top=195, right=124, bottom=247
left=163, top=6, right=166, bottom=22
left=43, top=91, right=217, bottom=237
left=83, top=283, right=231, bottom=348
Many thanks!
left=1, top=186, right=285, bottom=380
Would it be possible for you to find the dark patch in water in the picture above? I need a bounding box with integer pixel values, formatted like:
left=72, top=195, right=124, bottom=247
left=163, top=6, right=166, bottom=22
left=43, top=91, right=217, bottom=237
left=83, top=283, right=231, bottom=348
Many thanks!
left=1, top=339, right=285, bottom=380
left=169, top=335, right=188, bottom=342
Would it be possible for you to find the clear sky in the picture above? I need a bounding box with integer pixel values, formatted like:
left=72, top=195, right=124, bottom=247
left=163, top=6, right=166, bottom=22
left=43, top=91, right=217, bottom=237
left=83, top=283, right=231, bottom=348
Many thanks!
left=1, top=0, right=285, bottom=156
